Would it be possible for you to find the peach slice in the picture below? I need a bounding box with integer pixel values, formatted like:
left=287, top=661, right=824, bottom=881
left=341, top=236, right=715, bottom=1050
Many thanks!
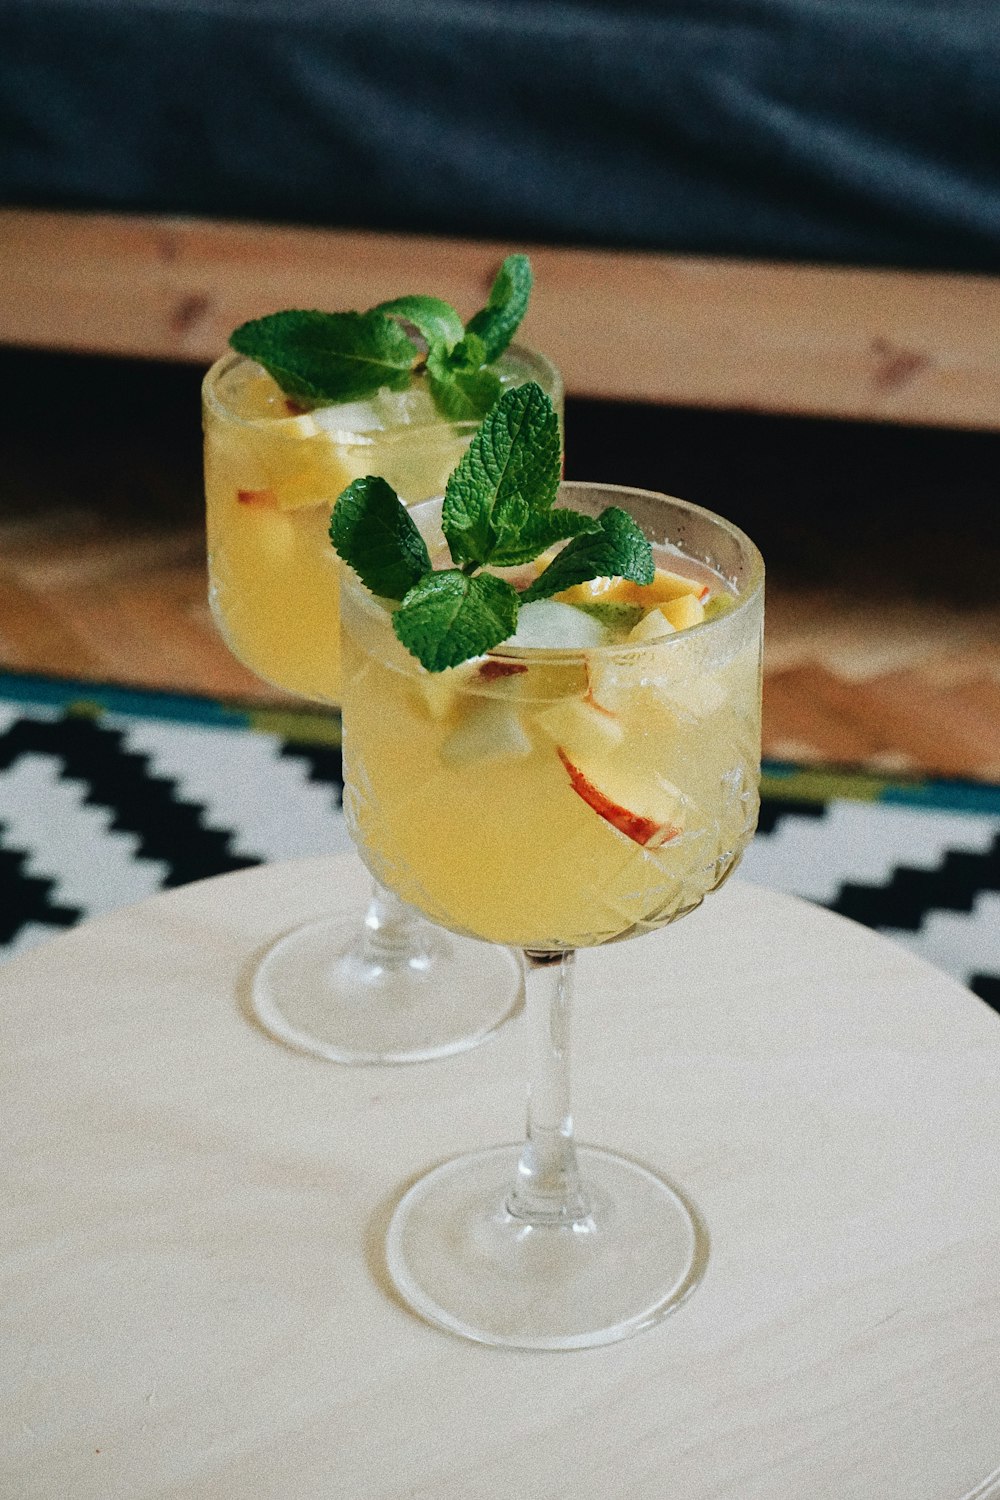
left=625, top=593, right=706, bottom=642
left=639, top=570, right=710, bottom=605
left=658, top=593, right=706, bottom=631
left=557, top=749, right=683, bottom=847
left=557, top=568, right=708, bottom=610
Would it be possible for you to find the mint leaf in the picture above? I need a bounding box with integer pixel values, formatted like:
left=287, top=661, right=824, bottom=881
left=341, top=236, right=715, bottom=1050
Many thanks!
left=330, top=476, right=431, bottom=601
left=393, top=570, right=520, bottom=672
left=229, top=310, right=417, bottom=403
left=373, top=295, right=464, bottom=351
left=489, top=508, right=599, bottom=568
left=466, top=255, right=533, bottom=363
left=521, top=507, right=654, bottom=603
left=425, top=334, right=503, bottom=422
left=442, top=381, right=561, bottom=567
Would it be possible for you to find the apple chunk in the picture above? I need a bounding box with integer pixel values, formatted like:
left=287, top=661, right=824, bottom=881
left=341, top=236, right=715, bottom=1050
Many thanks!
left=536, top=697, right=624, bottom=758
left=557, top=749, right=683, bottom=847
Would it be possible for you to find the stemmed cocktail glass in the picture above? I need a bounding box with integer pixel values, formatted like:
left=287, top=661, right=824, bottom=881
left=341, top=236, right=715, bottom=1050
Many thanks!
left=339, top=482, right=764, bottom=1346
left=202, top=345, right=563, bottom=1063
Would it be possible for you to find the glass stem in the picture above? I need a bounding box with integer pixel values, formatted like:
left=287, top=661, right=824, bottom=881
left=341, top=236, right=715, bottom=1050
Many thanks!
left=506, top=949, right=591, bottom=1226
left=358, top=883, right=433, bottom=972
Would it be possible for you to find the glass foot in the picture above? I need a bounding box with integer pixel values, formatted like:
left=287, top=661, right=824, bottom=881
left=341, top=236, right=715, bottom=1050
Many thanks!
left=386, top=1144, right=708, bottom=1349
left=251, top=913, right=521, bottom=1064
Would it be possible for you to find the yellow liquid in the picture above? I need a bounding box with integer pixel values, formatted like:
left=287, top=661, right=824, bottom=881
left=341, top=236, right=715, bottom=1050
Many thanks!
left=341, top=547, right=763, bottom=950
left=203, top=348, right=563, bottom=704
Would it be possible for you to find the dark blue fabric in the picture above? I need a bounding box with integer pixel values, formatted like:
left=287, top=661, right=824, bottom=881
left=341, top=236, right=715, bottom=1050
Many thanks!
left=1, top=0, right=998, bottom=270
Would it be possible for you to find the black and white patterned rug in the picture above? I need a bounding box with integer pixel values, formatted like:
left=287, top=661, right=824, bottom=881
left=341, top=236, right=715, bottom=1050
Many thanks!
left=2, top=673, right=998, bottom=1012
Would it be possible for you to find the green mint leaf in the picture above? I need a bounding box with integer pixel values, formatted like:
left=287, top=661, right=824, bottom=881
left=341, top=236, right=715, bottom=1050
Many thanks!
left=521, top=507, right=654, bottom=603
left=330, top=476, right=431, bottom=601
left=465, top=254, right=533, bottom=363
left=443, top=331, right=488, bottom=372
left=372, top=295, right=464, bottom=352
left=393, top=570, right=520, bottom=672
left=442, top=381, right=561, bottom=567
left=489, top=508, right=600, bottom=568
left=426, top=334, right=503, bottom=422
left=229, top=309, right=417, bottom=403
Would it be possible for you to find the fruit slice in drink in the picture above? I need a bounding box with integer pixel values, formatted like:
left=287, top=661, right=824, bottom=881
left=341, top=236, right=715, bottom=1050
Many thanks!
left=341, top=524, right=763, bottom=949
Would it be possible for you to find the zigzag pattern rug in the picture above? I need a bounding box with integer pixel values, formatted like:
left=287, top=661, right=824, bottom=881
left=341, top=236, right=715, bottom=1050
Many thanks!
left=2, top=673, right=998, bottom=1012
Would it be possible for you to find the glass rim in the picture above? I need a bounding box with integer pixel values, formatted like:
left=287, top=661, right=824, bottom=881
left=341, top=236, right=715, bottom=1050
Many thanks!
left=357, top=483, right=764, bottom=668
left=201, top=343, right=563, bottom=441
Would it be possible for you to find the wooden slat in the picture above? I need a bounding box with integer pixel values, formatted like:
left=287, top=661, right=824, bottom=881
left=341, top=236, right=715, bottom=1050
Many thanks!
left=3, top=208, right=999, bottom=429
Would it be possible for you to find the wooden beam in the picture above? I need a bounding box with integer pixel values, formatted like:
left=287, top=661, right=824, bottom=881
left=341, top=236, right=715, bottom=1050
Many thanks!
left=2, top=208, right=999, bottom=429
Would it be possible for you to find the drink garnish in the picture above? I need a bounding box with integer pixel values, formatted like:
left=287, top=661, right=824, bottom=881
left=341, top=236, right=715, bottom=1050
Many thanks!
left=228, top=256, right=533, bottom=420
left=463, top=254, right=535, bottom=363
left=331, top=383, right=654, bottom=671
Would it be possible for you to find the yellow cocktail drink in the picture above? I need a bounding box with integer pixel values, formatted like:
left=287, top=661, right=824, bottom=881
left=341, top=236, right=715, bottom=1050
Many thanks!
left=337, top=465, right=764, bottom=1348
left=203, top=345, right=562, bottom=704
left=341, top=486, right=764, bottom=950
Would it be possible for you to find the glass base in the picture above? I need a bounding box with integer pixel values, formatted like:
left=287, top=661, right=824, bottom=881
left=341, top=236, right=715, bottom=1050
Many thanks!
left=251, top=913, right=521, bottom=1064
left=386, top=1144, right=709, bottom=1349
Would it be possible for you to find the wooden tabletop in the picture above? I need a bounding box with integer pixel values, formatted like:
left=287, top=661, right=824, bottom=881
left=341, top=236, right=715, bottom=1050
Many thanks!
left=3, top=854, right=1000, bottom=1499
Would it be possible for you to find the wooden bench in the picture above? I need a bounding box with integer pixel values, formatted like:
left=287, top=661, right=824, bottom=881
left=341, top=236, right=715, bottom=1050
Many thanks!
left=4, top=207, right=999, bottom=431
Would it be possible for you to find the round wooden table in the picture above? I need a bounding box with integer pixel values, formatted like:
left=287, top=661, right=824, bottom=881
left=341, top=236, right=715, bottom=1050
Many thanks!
left=3, top=854, right=1000, bottom=1499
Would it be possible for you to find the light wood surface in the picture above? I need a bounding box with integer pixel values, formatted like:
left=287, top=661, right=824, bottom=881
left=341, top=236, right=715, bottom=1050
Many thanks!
left=3, top=854, right=1000, bottom=1498
left=4, top=207, right=1000, bottom=429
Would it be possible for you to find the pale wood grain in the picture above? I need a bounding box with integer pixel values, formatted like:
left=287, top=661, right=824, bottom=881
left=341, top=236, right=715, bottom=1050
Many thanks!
left=4, top=208, right=999, bottom=428
left=3, top=857, right=1000, bottom=1498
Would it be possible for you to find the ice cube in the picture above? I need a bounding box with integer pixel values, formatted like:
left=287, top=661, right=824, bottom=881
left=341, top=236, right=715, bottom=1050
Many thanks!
left=503, top=601, right=612, bottom=650
left=310, top=401, right=384, bottom=437
left=373, top=385, right=439, bottom=428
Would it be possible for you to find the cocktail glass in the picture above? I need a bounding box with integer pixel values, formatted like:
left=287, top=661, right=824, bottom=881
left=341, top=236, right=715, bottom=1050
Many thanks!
left=340, top=482, right=764, bottom=1347
left=202, top=345, right=563, bottom=1063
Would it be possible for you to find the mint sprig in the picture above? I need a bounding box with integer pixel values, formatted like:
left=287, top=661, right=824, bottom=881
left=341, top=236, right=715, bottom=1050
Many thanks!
left=373, top=295, right=465, bottom=351
left=329, top=475, right=430, bottom=600
left=426, top=335, right=503, bottom=422
left=392, top=571, right=520, bottom=672
left=331, top=383, right=655, bottom=672
left=227, top=255, right=534, bottom=421
left=229, top=310, right=417, bottom=404
left=521, top=507, right=655, bottom=602
left=442, top=380, right=563, bottom=567
left=465, top=255, right=533, bottom=364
